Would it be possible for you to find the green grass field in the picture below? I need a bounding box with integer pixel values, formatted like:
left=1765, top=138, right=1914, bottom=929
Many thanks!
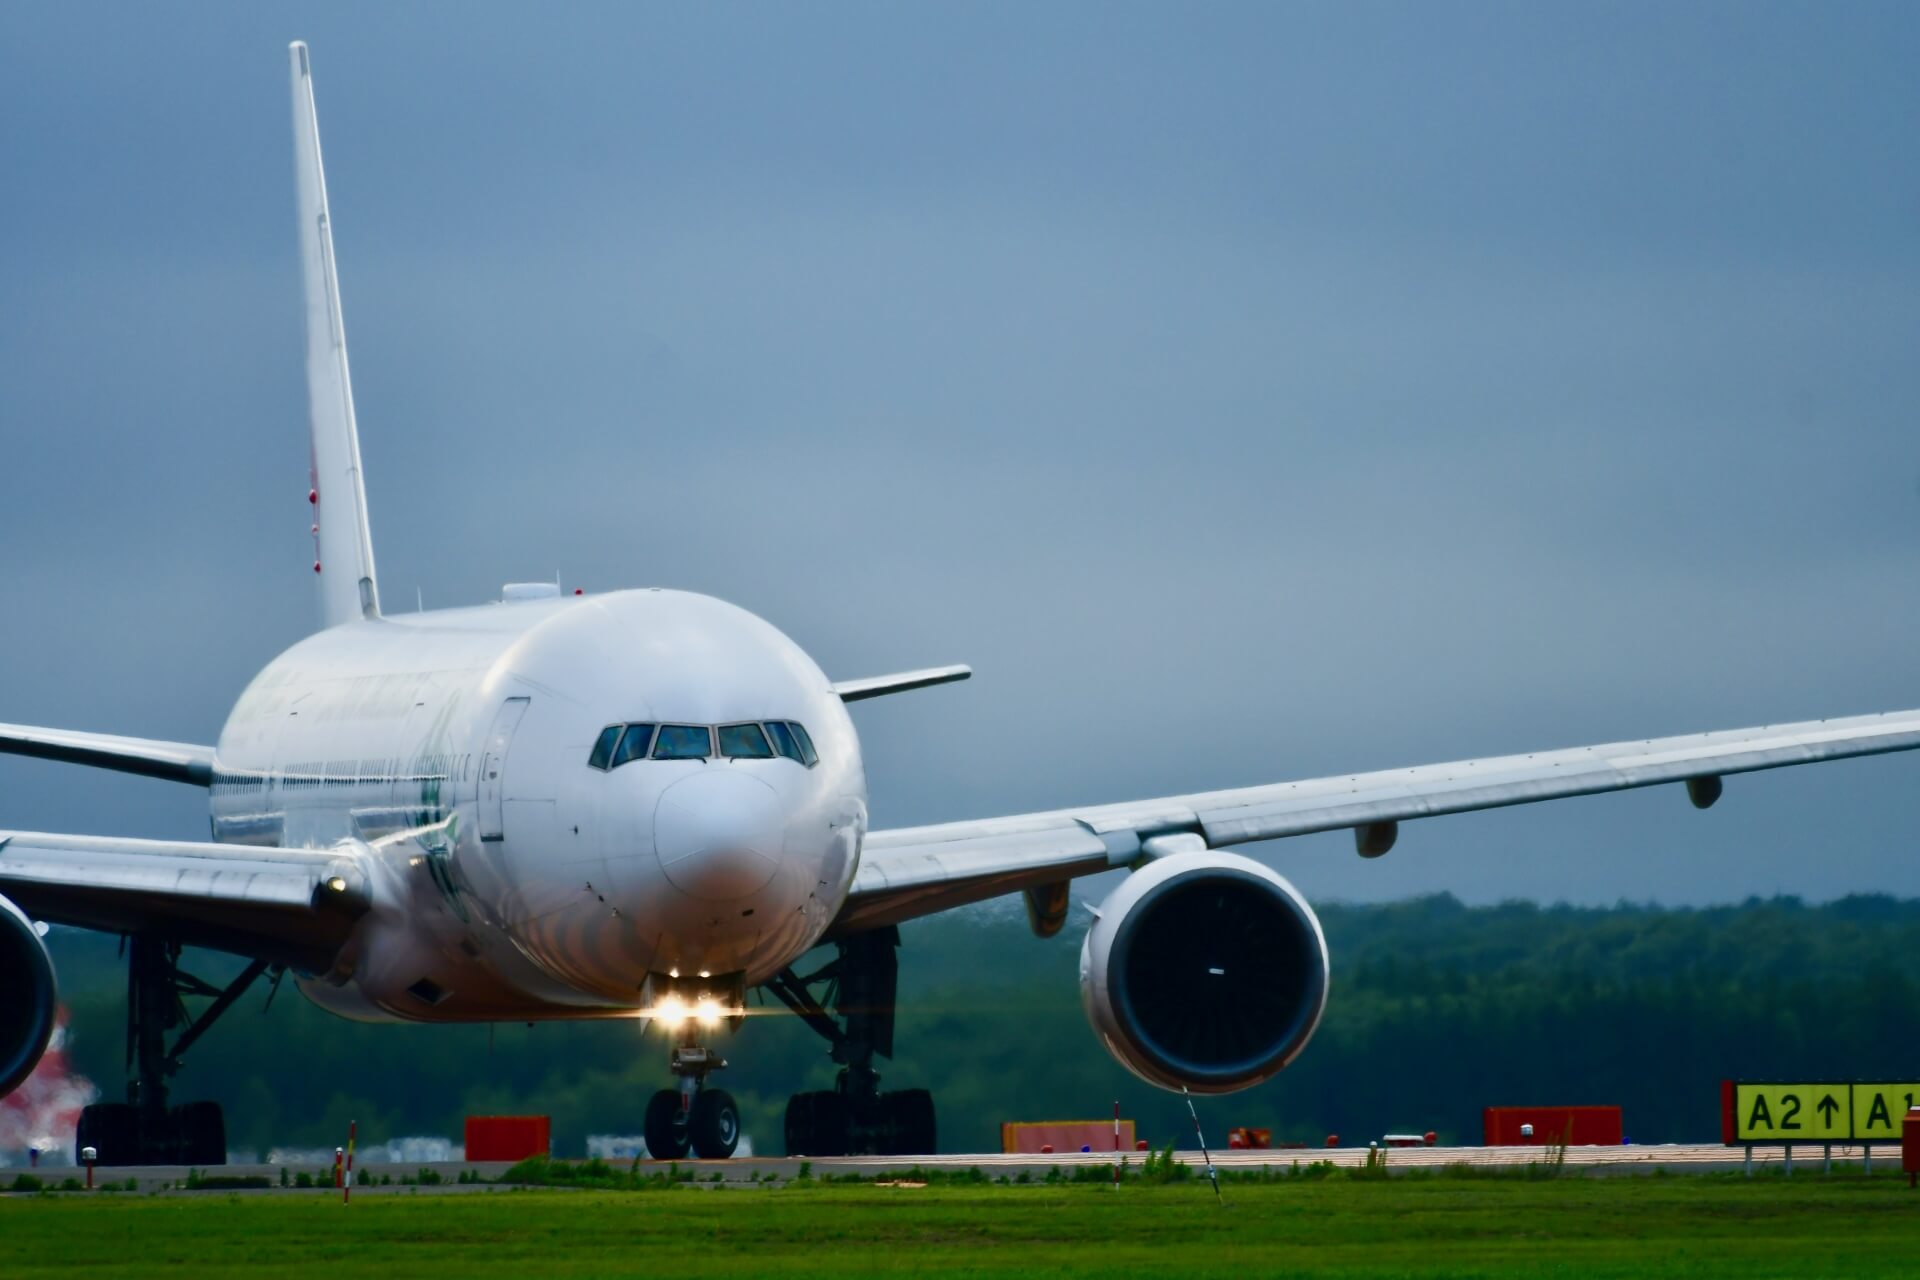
left=4, top=1174, right=1918, bottom=1278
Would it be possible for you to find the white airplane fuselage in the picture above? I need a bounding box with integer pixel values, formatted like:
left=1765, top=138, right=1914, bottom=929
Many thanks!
left=209, top=588, right=866, bottom=1023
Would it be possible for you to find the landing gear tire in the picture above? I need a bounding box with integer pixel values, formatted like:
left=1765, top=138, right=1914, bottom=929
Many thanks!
left=76, top=1103, right=139, bottom=1167
left=881, top=1089, right=936, bottom=1156
left=644, top=1089, right=690, bottom=1160
left=689, top=1088, right=741, bottom=1159
left=175, top=1101, right=227, bottom=1166
left=75, top=1099, right=226, bottom=1166
left=785, top=1089, right=850, bottom=1157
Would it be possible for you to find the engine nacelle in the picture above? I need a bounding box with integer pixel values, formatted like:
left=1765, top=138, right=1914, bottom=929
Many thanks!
left=1080, top=851, right=1328, bottom=1094
left=0, top=894, right=57, bottom=1097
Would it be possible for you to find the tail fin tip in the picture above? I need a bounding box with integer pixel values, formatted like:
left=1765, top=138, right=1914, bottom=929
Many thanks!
left=289, top=42, right=381, bottom=628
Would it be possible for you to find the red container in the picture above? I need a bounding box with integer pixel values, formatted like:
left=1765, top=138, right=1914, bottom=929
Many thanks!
left=465, top=1115, right=551, bottom=1162
left=1002, top=1121, right=1135, bottom=1155
left=1482, top=1106, right=1623, bottom=1147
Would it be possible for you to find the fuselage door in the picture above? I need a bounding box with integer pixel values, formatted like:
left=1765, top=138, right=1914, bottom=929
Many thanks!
left=478, top=696, right=531, bottom=842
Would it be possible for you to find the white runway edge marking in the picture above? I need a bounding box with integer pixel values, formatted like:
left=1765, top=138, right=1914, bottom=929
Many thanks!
left=767, top=1143, right=1836, bottom=1171
left=55, top=1143, right=1862, bottom=1191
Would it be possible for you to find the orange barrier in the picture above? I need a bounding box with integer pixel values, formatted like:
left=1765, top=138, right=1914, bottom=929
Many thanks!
left=1002, top=1120, right=1136, bottom=1155
left=466, top=1115, right=551, bottom=1162
left=1483, top=1106, right=1622, bottom=1146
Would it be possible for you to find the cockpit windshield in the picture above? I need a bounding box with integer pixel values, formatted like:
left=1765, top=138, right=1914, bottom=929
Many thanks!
left=590, top=720, right=815, bottom=768
left=719, top=723, right=775, bottom=759
left=765, top=720, right=803, bottom=764
left=587, top=724, right=622, bottom=771
left=612, top=723, right=655, bottom=767
left=652, top=724, right=714, bottom=760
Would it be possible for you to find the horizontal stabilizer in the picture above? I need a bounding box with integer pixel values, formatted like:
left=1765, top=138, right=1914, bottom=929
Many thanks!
left=0, top=722, right=214, bottom=786
left=831, top=665, right=972, bottom=703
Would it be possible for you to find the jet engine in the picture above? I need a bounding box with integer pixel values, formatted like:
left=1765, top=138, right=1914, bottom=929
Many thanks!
left=1080, top=851, right=1328, bottom=1094
left=0, top=894, right=57, bottom=1097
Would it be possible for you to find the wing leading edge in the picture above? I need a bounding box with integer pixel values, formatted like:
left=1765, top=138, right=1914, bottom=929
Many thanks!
left=0, top=722, right=215, bottom=786
left=0, top=832, right=369, bottom=970
left=834, top=706, right=1920, bottom=935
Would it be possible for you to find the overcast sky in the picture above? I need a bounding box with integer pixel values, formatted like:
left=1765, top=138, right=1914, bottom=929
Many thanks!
left=2, top=2, right=1917, bottom=907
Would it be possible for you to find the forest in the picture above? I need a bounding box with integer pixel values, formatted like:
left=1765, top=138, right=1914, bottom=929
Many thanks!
left=33, top=892, right=1920, bottom=1156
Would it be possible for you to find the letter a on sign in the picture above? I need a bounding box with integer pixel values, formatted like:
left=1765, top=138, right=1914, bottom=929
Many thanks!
left=1848, top=1084, right=1920, bottom=1141
left=1747, top=1095, right=1771, bottom=1130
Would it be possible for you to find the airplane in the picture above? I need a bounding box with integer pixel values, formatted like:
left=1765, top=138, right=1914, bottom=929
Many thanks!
left=5, top=42, right=1920, bottom=1167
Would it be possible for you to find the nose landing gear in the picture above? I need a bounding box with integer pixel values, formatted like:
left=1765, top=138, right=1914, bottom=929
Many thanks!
left=767, top=926, right=937, bottom=1156
left=642, top=988, right=742, bottom=1160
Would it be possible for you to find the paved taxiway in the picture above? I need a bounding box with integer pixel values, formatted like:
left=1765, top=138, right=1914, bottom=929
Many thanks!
left=22, top=1142, right=1885, bottom=1192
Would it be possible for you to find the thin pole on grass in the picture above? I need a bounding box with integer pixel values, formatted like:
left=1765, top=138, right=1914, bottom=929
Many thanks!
left=1181, top=1087, right=1223, bottom=1204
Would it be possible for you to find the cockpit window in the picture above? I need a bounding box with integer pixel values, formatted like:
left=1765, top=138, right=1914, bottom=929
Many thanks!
left=588, top=725, right=622, bottom=771
left=765, top=720, right=804, bottom=764
left=612, top=723, right=656, bottom=767
left=592, top=720, right=812, bottom=767
left=652, top=724, right=713, bottom=760
left=718, top=722, right=775, bottom=759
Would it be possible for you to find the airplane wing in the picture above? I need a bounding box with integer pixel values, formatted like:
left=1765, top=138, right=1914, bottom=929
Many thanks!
left=0, top=832, right=369, bottom=970
left=0, top=722, right=215, bottom=785
left=831, top=706, right=1920, bottom=936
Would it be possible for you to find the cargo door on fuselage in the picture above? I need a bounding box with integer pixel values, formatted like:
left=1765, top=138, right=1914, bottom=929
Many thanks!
left=478, top=697, right=530, bottom=842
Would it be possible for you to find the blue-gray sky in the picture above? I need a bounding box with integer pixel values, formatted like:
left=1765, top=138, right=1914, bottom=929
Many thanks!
left=3, top=2, right=1917, bottom=906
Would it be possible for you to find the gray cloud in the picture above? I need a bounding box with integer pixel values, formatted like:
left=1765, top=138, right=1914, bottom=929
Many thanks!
left=3, top=2, right=1917, bottom=905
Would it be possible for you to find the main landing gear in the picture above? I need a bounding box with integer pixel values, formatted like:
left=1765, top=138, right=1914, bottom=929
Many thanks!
left=767, top=926, right=936, bottom=1157
left=74, top=936, right=270, bottom=1167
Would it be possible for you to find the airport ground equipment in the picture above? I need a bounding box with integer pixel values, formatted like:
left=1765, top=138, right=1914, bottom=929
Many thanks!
left=1904, top=1109, right=1920, bottom=1187
left=12, top=41, right=1920, bottom=1166
left=1001, top=1120, right=1139, bottom=1155
left=1484, top=1106, right=1623, bottom=1147
left=465, top=1116, right=550, bottom=1163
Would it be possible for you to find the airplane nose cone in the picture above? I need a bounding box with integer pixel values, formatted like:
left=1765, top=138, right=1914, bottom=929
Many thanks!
left=653, top=771, right=784, bottom=902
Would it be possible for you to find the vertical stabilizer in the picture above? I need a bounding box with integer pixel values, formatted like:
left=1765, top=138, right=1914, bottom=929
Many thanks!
left=289, top=42, right=381, bottom=626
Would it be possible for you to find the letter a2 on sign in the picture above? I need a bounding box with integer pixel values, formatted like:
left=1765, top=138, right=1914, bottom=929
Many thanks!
left=1733, top=1084, right=1851, bottom=1142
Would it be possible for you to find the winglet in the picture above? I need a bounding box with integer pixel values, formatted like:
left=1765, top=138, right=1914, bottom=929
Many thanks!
left=290, top=42, right=381, bottom=626
left=831, top=665, right=972, bottom=703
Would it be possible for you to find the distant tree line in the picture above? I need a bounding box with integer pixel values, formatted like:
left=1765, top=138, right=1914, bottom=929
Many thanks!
left=42, top=893, right=1920, bottom=1155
